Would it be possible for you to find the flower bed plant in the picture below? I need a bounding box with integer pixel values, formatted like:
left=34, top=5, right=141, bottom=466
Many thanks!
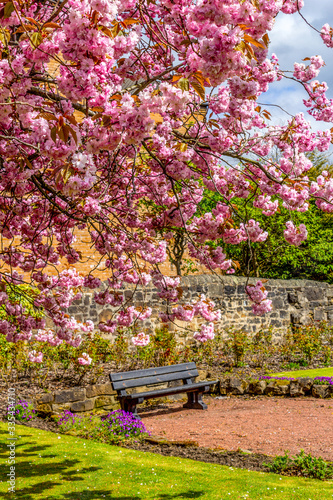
left=6, top=399, right=36, bottom=422
left=56, top=408, right=150, bottom=444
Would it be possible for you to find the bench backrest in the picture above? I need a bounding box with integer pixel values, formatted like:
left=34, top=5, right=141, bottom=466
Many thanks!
left=109, top=362, right=198, bottom=391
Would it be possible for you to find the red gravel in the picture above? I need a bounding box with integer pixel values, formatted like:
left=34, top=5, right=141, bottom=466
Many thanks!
left=141, top=396, right=333, bottom=460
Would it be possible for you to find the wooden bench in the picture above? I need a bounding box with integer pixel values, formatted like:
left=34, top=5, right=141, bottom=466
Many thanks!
left=109, top=362, right=218, bottom=418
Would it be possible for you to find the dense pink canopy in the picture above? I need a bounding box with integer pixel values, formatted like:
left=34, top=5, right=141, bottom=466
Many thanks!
left=0, top=0, right=333, bottom=356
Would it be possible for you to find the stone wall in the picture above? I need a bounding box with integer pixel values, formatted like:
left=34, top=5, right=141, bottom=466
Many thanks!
left=66, top=275, right=333, bottom=342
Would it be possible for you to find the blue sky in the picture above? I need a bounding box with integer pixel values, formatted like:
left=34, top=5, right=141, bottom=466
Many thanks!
left=262, top=0, right=333, bottom=131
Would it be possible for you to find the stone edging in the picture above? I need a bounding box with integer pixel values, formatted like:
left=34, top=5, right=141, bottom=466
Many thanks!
left=220, top=377, right=333, bottom=398
left=35, top=382, right=118, bottom=415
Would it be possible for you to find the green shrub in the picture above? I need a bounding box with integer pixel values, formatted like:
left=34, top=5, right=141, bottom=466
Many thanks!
left=265, top=450, right=333, bottom=480
left=223, top=328, right=251, bottom=366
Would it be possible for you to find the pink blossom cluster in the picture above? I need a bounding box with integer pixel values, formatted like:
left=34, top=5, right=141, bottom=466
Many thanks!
left=28, top=350, right=44, bottom=363
left=244, top=220, right=268, bottom=243
left=131, top=332, right=150, bottom=347
left=193, top=323, right=215, bottom=343
left=152, top=273, right=181, bottom=302
left=321, top=24, right=333, bottom=48
left=35, top=329, right=63, bottom=346
left=281, top=0, right=304, bottom=14
left=246, top=281, right=273, bottom=316
left=77, top=352, right=92, bottom=366
left=310, top=172, right=333, bottom=212
left=284, top=221, right=308, bottom=246
left=253, top=195, right=279, bottom=216
left=293, top=56, right=325, bottom=83
left=0, top=0, right=332, bottom=349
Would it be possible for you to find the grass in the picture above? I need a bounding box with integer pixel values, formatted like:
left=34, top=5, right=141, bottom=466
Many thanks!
left=271, top=366, right=333, bottom=379
left=1, top=423, right=333, bottom=499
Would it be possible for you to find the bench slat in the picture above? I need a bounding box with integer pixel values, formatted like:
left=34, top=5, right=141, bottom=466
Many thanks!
left=109, top=362, right=197, bottom=383
left=111, top=369, right=199, bottom=390
left=126, top=380, right=218, bottom=400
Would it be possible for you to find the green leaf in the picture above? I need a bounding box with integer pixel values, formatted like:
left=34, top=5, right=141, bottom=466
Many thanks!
left=178, top=78, right=189, bottom=92
left=4, top=2, right=14, bottom=19
left=30, top=32, right=43, bottom=49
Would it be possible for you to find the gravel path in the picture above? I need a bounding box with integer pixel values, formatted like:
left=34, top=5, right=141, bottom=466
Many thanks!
left=141, top=396, right=333, bottom=460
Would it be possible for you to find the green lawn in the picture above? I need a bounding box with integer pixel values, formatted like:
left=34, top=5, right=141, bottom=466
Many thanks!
left=1, top=422, right=333, bottom=499
left=271, top=366, right=333, bottom=379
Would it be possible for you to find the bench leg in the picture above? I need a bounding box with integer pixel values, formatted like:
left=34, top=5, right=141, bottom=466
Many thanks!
left=121, top=400, right=141, bottom=420
left=183, top=392, right=207, bottom=410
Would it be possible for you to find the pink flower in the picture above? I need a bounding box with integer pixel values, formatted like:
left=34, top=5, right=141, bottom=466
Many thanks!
left=131, top=332, right=150, bottom=347
left=246, top=281, right=268, bottom=303
left=321, top=24, right=333, bottom=48
left=251, top=299, right=273, bottom=316
left=193, top=323, right=215, bottom=343
left=77, top=353, right=92, bottom=365
left=246, top=281, right=272, bottom=316
left=284, top=221, right=308, bottom=246
left=28, top=351, right=43, bottom=363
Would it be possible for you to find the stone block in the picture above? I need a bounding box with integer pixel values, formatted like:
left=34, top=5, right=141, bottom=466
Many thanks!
left=94, top=396, right=117, bottom=408
left=288, top=292, right=298, bottom=305
left=224, top=286, right=236, bottom=296
left=54, top=388, right=86, bottom=404
left=276, top=385, right=290, bottom=396
left=264, top=380, right=277, bottom=395
left=70, top=399, right=95, bottom=412
left=228, top=377, right=248, bottom=395
left=36, top=403, right=53, bottom=413
left=290, top=381, right=304, bottom=397
left=36, top=393, right=54, bottom=404
left=86, top=383, right=116, bottom=398
left=67, top=306, right=78, bottom=314
left=305, top=288, right=324, bottom=302
left=52, top=403, right=72, bottom=413
left=218, top=379, right=228, bottom=395
left=101, top=405, right=121, bottom=411
left=196, top=370, right=208, bottom=382
left=312, top=385, right=329, bottom=398
left=298, top=377, right=313, bottom=393
left=99, top=309, right=113, bottom=322
left=272, top=297, right=284, bottom=308
left=265, top=382, right=290, bottom=396
left=270, top=319, right=282, bottom=327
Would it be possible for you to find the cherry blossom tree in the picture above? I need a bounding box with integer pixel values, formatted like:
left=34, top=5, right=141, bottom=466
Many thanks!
left=1, top=0, right=333, bottom=357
